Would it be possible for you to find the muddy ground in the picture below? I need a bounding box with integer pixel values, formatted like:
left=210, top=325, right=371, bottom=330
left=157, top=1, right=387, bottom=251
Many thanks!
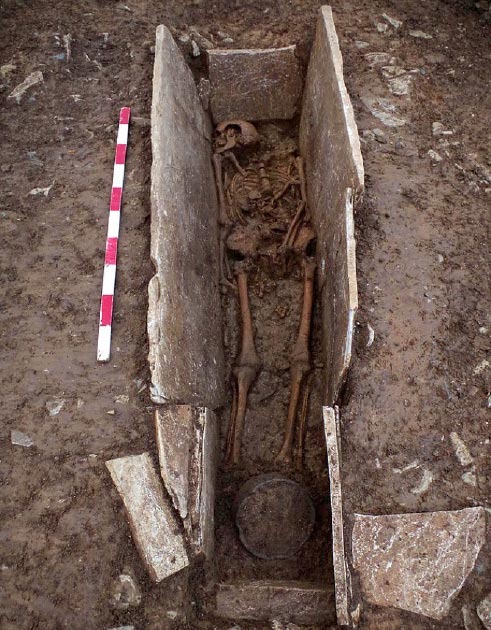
left=0, top=0, right=490, bottom=628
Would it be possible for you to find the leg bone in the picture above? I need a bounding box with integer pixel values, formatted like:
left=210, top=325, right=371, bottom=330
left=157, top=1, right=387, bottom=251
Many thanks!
left=276, top=259, right=316, bottom=463
left=224, top=271, right=261, bottom=465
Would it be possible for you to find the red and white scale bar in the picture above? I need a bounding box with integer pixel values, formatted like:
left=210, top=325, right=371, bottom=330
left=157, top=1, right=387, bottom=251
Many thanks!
left=97, top=107, right=131, bottom=362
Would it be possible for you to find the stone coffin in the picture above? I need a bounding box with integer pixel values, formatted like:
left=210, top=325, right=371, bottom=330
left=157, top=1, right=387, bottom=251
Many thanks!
left=150, top=7, right=363, bottom=416
left=149, top=6, right=364, bottom=617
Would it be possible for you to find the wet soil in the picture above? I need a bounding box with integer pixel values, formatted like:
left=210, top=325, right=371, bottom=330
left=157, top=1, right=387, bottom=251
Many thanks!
left=0, top=0, right=490, bottom=629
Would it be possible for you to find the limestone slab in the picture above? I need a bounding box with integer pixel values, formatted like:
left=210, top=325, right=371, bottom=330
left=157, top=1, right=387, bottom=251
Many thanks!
left=208, top=46, right=302, bottom=123
left=299, top=6, right=363, bottom=405
left=215, top=581, right=335, bottom=625
left=323, top=406, right=350, bottom=626
left=149, top=25, right=225, bottom=409
left=155, top=405, right=217, bottom=559
left=352, top=507, right=486, bottom=620
left=106, top=452, right=189, bottom=583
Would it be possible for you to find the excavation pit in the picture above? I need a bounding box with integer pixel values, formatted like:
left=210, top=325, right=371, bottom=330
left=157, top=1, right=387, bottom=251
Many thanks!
left=148, top=5, right=363, bottom=626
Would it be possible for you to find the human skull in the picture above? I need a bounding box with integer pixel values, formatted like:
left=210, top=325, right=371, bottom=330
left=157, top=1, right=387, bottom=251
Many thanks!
left=214, top=120, right=260, bottom=154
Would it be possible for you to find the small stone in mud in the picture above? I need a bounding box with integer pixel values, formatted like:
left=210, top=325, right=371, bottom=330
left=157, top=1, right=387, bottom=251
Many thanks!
left=45, top=398, right=66, bottom=416
left=462, top=470, right=477, bottom=486
left=111, top=573, right=141, bottom=610
left=165, top=610, right=178, bottom=619
left=428, top=149, right=443, bottom=162
left=7, top=70, right=43, bottom=103
left=409, top=29, right=433, bottom=39
left=381, top=13, right=402, bottom=29
left=373, top=128, right=387, bottom=143
left=11, top=430, right=34, bottom=448
left=190, top=40, right=200, bottom=57
left=450, top=431, right=474, bottom=466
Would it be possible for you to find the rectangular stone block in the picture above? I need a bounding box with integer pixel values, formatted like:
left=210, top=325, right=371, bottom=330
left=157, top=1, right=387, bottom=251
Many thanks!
left=208, top=46, right=302, bottom=122
left=155, top=405, right=218, bottom=559
left=299, top=6, right=363, bottom=405
left=216, top=581, right=335, bottom=625
left=148, top=25, right=225, bottom=409
left=352, top=507, right=486, bottom=620
left=323, top=406, right=350, bottom=626
left=106, top=452, right=189, bottom=583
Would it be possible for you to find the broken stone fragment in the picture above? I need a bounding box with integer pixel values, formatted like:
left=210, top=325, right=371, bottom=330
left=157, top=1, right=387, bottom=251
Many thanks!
left=110, top=573, right=141, bottom=610
left=148, top=25, right=225, bottom=409
left=450, top=431, right=474, bottom=466
left=7, top=70, right=43, bottom=103
left=10, top=430, right=34, bottom=447
left=208, top=46, right=302, bottom=122
left=381, top=13, right=402, bottom=29
left=45, top=397, right=65, bottom=416
left=365, top=52, right=395, bottom=67
left=428, top=149, right=443, bottom=162
left=361, top=96, right=406, bottom=127
left=409, top=29, right=433, bottom=39
left=478, top=593, right=491, bottom=629
left=388, top=74, right=413, bottom=96
left=352, top=507, right=486, bottom=620
left=155, top=406, right=217, bottom=559
left=215, top=581, right=335, bottom=625
left=106, top=452, right=189, bottom=582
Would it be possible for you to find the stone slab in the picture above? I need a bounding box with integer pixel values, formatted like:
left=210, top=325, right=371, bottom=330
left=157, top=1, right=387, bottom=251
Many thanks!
left=106, top=452, right=189, bottom=583
left=208, top=46, right=302, bottom=123
left=352, top=507, right=486, bottom=620
left=323, top=406, right=350, bottom=626
left=478, top=593, right=491, bottom=630
left=299, top=6, right=363, bottom=405
left=155, top=405, right=217, bottom=559
left=149, top=25, right=225, bottom=409
left=215, top=581, right=335, bottom=625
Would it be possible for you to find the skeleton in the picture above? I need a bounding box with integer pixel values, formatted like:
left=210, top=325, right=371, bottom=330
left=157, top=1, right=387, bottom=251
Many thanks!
left=276, top=258, right=316, bottom=464
left=212, top=121, right=260, bottom=289
left=212, top=120, right=316, bottom=466
left=224, top=269, right=261, bottom=466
